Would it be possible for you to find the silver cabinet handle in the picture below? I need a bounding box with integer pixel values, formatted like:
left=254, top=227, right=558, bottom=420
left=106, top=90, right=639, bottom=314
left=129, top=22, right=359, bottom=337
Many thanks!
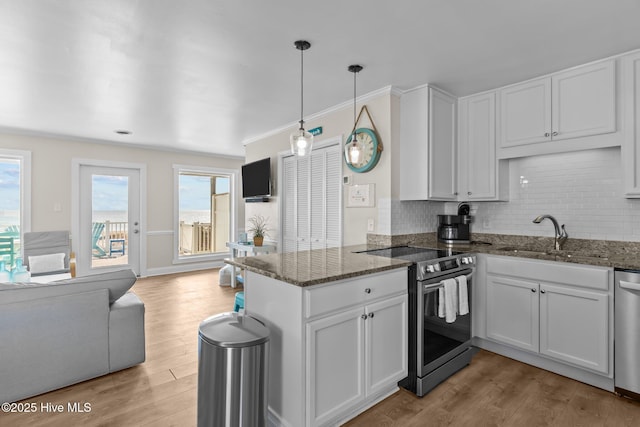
left=540, top=289, right=546, bottom=294
left=361, top=314, right=367, bottom=320
left=134, top=229, right=139, bottom=234
left=531, top=288, right=537, bottom=293
left=368, top=312, right=374, bottom=318
left=454, top=192, right=458, bottom=196
left=552, top=131, right=558, bottom=136
left=467, top=191, right=472, bottom=195
left=364, top=288, right=371, bottom=294
left=544, top=132, right=550, bottom=137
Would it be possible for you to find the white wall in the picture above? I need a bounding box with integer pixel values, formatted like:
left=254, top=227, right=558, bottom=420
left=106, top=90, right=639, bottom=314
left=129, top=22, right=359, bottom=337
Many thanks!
left=0, top=132, right=244, bottom=274
left=244, top=89, right=396, bottom=246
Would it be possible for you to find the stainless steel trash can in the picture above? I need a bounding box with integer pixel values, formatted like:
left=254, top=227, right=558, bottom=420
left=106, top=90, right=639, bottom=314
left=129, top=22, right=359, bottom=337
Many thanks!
left=197, top=312, right=270, bottom=427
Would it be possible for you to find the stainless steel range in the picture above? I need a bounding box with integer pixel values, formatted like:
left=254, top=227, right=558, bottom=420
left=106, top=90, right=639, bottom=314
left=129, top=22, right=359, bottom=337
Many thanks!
left=361, top=246, right=475, bottom=396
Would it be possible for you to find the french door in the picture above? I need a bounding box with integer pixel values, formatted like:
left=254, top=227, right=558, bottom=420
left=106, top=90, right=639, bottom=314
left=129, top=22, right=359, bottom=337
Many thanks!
left=75, top=163, right=143, bottom=276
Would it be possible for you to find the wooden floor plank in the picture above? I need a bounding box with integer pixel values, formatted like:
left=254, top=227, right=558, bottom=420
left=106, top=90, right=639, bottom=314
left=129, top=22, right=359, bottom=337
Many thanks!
left=2, top=269, right=640, bottom=426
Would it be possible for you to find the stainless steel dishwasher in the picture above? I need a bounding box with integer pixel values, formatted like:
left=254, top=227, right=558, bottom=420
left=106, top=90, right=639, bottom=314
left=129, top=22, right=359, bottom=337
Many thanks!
left=615, top=269, right=640, bottom=400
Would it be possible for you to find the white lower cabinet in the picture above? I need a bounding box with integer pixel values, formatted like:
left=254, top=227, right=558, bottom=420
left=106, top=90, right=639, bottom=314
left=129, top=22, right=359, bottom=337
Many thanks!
left=487, top=275, right=539, bottom=352
left=484, top=256, right=611, bottom=377
left=306, top=295, right=407, bottom=427
left=539, top=283, right=608, bottom=373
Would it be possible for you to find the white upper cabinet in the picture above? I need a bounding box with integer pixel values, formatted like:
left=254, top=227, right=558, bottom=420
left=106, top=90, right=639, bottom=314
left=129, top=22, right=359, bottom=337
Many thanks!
left=400, top=86, right=457, bottom=201
left=459, top=91, right=508, bottom=201
left=499, top=59, right=617, bottom=151
left=622, top=51, right=640, bottom=197
left=500, top=77, right=552, bottom=147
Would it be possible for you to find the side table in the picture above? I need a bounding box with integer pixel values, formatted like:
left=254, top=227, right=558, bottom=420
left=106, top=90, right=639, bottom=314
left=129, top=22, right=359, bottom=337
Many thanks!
left=226, top=241, right=277, bottom=288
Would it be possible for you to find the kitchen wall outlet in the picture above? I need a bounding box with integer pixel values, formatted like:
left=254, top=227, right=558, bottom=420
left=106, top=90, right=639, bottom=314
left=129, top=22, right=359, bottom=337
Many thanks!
left=367, top=218, right=375, bottom=232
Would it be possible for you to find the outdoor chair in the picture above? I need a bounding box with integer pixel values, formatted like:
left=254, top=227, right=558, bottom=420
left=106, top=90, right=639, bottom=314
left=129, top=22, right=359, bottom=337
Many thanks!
left=92, top=222, right=107, bottom=257
left=0, top=237, right=15, bottom=269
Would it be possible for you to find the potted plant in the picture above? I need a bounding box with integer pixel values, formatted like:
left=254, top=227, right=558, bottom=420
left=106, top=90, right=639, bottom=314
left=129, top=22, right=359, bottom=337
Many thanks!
left=248, top=214, right=269, bottom=246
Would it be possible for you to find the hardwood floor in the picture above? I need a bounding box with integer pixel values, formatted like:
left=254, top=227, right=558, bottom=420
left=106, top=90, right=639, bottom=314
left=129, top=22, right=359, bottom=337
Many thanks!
left=2, top=269, right=639, bottom=426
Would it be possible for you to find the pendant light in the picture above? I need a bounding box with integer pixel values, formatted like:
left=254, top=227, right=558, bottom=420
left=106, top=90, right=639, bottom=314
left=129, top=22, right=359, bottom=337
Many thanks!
left=344, top=64, right=363, bottom=165
left=290, top=40, right=313, bottom=157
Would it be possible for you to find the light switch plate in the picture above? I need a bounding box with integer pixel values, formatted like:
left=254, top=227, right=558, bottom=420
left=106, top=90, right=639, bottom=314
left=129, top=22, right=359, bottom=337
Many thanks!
left=367, top=218, right=375, bottom=232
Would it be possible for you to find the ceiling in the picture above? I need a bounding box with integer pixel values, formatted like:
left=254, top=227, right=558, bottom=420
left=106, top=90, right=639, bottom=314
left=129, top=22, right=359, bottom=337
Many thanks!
left=1, top=0, right=640, bottom=157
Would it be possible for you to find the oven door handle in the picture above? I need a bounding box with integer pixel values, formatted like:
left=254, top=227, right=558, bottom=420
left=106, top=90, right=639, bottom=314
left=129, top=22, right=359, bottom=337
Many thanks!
left=421, top=272, right=473, bottom=292
left=423, top=282, right=444, bottom=291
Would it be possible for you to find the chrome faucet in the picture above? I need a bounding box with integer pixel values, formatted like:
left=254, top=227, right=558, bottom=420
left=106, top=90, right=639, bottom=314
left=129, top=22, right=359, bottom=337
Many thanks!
left=532, top=215, right=568, bottom=251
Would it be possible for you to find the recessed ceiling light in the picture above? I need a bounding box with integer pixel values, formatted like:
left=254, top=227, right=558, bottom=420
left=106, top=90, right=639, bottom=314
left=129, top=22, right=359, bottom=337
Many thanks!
left=114, top=130, right=132, bottom=135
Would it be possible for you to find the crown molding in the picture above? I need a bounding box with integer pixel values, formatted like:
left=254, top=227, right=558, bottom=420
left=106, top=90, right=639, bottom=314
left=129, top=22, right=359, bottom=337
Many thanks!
left=243, top=85, right=403, bottom=146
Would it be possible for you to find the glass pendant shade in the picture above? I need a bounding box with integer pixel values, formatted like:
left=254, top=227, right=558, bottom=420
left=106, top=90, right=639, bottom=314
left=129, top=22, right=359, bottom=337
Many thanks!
left=344, top=133, right=362, bottom=165
left=290, top=126, right=313, bottom=157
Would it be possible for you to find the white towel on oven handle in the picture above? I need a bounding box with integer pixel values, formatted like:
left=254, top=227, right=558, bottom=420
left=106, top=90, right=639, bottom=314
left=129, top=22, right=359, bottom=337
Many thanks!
left=438, top=278, right=458, bottom=323
left=457, top=274, right=469, bottom=316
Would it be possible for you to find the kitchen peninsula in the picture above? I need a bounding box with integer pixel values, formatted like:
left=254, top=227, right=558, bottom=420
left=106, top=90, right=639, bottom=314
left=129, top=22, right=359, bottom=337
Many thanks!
left=225, top=246, right=410, bottom=427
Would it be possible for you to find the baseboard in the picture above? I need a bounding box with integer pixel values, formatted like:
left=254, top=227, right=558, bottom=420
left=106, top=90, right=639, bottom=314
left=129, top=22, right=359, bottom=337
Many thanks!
left=475, top=338, right=614, bottom=392
left=145, top=260, right=225, bottom=277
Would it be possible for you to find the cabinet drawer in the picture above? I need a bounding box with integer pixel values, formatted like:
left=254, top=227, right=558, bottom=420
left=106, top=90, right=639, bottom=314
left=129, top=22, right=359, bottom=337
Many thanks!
left=304, top=269, right=407, bottom=319
left=486, top=256, right=610, bottom=291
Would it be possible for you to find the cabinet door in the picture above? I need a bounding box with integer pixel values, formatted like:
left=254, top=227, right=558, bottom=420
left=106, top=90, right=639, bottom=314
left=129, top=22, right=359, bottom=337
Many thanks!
left=486, top=274, right=539, bottom=352
left=552, top=60, right=616, bottom=141
left=399, top=86, right=429, bottom=200
left=465, top=92, right=497, bottom=200
left=306, top=307, right=365, bottom=427
left=623, top=52, right=640, bottom=196
left=365, top=295, right=408, bottom=397
left=623, top=52, right=640, bottom=197
left=429, top=88, right=457, bottom=200
left=500, top=77, right=551, bottom=147
left=539, top=283, right=609, bottom=374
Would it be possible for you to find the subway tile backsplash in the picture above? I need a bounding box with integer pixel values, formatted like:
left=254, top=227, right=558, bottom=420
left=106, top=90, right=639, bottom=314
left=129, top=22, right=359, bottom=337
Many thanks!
left=383, top=147, right=640, bottom=242
left=471, top=147, right=640, bottom=242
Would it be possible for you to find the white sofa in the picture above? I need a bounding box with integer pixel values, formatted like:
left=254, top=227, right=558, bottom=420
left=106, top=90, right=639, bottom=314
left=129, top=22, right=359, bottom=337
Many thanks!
left=0, top=269, right=145, bottom=403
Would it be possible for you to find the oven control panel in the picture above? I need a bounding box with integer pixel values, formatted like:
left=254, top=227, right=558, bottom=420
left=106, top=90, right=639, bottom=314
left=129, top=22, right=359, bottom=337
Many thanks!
left=418, top=256, right=475, bottom=280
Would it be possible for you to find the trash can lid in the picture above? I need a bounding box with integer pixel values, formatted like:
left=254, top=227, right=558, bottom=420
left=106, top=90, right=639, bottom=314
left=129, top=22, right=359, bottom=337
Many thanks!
left=199, top=312, right=270, bottom=348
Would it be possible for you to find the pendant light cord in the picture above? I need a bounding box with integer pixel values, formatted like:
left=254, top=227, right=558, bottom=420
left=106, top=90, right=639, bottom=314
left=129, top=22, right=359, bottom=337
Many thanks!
left=353, top=70, right=357, bottom=139
left=300, top=46, right=304, bottom=129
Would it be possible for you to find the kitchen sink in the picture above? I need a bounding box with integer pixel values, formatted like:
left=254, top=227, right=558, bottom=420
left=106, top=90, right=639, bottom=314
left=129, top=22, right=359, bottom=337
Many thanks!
left=495, top=246, right=609, bottom=261
left=495, top=246, right=552, bottom=255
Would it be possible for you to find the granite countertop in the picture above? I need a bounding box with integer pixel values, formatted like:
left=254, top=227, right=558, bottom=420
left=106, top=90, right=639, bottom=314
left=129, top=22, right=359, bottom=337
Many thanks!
left=224, top=245, right=411, bottom=287
left=369, top=232, right=640, bottom=271
left=225, top=235, right=640, bottom=288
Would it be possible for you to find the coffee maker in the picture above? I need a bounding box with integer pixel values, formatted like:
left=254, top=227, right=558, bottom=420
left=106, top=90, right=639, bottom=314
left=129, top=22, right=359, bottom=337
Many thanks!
left=437, top=203, right=473, bottom=244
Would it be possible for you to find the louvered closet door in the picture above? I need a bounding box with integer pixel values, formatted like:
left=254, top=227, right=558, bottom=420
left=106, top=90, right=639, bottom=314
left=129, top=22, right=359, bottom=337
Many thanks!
left=310, top=150, right=326, bottom=250
left=281, top=143, right=342, bottom=253
left=282, top=156, right=298, bottom=253
left=325, top=146, right=342, bottom=248
left=296, top=155, right=311, bottom=251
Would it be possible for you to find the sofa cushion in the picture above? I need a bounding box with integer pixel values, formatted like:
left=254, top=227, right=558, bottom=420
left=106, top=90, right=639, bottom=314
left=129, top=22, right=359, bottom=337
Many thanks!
left=0, top=269, right=137, bottom=304
left=28, top=252, right=66, bottom=275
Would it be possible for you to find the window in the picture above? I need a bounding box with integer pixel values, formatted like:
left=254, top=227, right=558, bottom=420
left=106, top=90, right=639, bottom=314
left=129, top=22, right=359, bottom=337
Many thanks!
left=0, top=150, right=31, bottom=265
left=174, top=165, right=236, bottom=261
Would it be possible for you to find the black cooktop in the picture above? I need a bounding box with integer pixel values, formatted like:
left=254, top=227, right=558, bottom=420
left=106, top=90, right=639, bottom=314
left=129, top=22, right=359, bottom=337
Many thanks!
left=360, top=246, right=463, bottom=264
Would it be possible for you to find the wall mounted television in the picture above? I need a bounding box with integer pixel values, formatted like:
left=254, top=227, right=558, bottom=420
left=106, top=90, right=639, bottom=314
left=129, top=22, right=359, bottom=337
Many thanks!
left=242, top=157, right=271, bottom=201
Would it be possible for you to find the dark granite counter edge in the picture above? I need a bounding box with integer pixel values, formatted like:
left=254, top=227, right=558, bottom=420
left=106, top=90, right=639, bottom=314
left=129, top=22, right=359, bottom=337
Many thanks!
left=225, top=259, right=411, bottom=287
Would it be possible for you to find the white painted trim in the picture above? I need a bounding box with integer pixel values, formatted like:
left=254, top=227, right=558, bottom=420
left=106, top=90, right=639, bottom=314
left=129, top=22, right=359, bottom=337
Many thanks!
left=172, top=164, right=239, bottom=264
left=145, top=262, right=225, bottom=278
left=244, top=86, right=398, bottom=146
left=0, top=149, right=31, bottom=240
left=71, top=158, right=148, bottom=276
